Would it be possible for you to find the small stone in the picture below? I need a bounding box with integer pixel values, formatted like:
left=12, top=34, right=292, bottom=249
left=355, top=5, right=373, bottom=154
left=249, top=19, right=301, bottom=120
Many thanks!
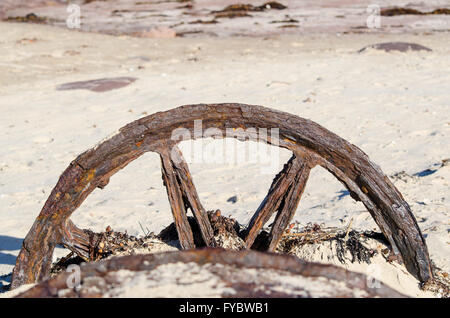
left=227, top=196, right=238, bottom=204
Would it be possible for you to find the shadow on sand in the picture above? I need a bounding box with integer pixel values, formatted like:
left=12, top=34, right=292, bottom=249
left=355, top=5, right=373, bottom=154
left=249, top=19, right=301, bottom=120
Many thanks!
left=0, top=235, right=23, bottom=266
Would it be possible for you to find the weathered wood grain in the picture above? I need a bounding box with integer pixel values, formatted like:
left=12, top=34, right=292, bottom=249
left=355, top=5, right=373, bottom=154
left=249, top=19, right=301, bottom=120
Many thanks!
left=267, top=159, right=312, bottom=251
left=159, top=147, right=195, bottom=250
left=166, top=146, right=215, bottom=247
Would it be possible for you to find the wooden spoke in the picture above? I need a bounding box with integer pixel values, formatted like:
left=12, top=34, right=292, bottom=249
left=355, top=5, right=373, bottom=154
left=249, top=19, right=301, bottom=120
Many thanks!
left=169, top=146, right=215, bottom=247
left=159, top=147, right=195, bottom=249
left=244, top=155, right=312, bottom=249
left=267, top=162, right=311, bottom=251
left=60, top=220, right=101, bottom=261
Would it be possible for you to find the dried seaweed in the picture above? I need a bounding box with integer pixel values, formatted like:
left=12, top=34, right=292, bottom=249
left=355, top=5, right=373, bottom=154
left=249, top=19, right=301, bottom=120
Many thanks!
left=270, top=18, right=299, bottom=24
left=215, top=11, right=252, bottom=19
left=381, top=7, right=450, bottom=16
left=278, top=224, right=379, bottom=265
left=422, top=268, right=450, bottom=298
left=4, top=13, right=47, bottom=23
left=158, top=209, right=242, bottom=247
left=188, top=19, right=218, bottom=24
left=213, top=1, right=287, bottom=18
left=335, top=231, right=376, bottom=264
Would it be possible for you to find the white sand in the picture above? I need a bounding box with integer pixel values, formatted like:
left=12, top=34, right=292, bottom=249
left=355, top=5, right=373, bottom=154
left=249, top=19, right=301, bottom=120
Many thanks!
left=0, top=21, right=449, bottom=297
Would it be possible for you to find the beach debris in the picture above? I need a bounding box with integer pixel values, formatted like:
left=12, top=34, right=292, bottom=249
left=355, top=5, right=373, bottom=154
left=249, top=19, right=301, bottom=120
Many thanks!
left=227, top=195, right=238, bottom=203
left=213, top=2, right=286, bottom=18
left=278, top=24, right=298, bottom=28
left=16, top=248, right=407, bottom=298
left=260, top=221, right=382, bottom=266
left=4, top=13, right=47, bottom=23
left=214, top=2, right=287, bottom=13
left=159, top=210, right=245, bottom=250
left=422, top=270, right=450, bottom=298
left=50, top=229, right=173, bottom=276
left=176, top=30, right=206, bottom=37
left=390, top=171, right=417, bottom=183
left=263, top=2, right=287, bottom=10
left=51, top=209, right=245, bottom=274
left=270, top=18, right=299, bottom=24
left=380, top=7, right=450, bottom=16
left=358, top=42, right=432, bottom=53
left=188, top=19, right=218, bottom=24
left=56, top=77, right=137, bottom=92
left=16, top=37, right=39, bottom=45
left=215, top=4, right=258, bottom=13
left=215, top=11, right=252, bottom=19
left=50, top=213, right=380, bottom=273
left=11, top=103, right=433, bottom=289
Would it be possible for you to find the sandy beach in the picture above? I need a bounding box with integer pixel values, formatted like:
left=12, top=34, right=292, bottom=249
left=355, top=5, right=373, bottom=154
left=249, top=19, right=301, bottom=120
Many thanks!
left=0, top=1, right=449, bottom=298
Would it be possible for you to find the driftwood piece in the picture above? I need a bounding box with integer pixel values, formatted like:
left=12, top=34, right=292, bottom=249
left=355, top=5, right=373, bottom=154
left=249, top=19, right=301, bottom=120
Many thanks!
left=16, top=248, right=407, bottom=298
left=11, top=103, right=433, bottom=289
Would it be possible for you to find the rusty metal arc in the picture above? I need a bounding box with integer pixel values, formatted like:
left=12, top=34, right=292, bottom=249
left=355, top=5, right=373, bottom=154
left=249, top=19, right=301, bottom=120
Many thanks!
left=11, top=103, right=433, bottom=289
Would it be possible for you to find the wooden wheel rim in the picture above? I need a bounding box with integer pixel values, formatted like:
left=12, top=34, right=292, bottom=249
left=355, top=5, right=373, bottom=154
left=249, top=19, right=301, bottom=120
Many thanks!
left=11, top=103, right=432, bottom=288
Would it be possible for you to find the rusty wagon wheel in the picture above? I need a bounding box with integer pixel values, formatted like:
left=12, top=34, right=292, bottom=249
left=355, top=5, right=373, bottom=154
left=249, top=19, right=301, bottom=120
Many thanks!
left=11, top=103, right=432, bottom=289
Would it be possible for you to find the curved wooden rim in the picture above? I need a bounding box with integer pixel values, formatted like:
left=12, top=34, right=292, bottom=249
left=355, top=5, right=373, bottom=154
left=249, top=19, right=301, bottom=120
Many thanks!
left=17, top=248, right=407, bottom=298
left=11, top=103, right=432, bottom=289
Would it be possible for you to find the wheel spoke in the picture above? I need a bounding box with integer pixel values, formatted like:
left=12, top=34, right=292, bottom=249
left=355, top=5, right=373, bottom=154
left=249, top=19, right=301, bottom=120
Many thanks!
left=244, top=155, right=312, bottom=249
left=159, top=147, right=195, bottom=249
left=267, top=162, right=311, bottom=251
left=60, top=220, right=101, bottom=261
left=170, top=146, right=215, bottom=246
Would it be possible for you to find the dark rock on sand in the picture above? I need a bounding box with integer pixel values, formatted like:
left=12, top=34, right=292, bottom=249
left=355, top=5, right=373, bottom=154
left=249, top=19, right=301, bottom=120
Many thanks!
left=358, top=42, right=432, bottom=53
left=380, top=7, right=450, bottom=16
left=56, top=77, right=137, bottom=92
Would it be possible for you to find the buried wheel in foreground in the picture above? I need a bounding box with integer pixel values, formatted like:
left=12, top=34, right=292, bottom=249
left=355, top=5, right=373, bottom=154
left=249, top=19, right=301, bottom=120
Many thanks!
left=16, top=248, right=407, bottom=298
left=11, top=104, right=433, bottom=289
